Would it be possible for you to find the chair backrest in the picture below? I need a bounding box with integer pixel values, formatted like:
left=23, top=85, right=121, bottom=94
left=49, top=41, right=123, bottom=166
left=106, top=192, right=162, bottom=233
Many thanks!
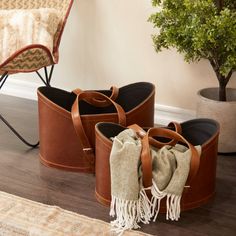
left=0, top=0, right=74, bottom=55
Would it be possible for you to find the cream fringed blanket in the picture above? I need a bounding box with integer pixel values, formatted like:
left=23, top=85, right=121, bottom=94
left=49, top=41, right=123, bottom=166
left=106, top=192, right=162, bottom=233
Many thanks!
left=0, top=191, right=151, bottom=236
left=0, top=8, right=60, bottom=65
left=110, top=129, right=201, bottom=233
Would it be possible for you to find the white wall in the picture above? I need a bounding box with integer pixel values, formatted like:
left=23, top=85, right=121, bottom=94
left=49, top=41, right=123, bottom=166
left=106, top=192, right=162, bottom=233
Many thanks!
left=5, top=0, right=236, bottom=112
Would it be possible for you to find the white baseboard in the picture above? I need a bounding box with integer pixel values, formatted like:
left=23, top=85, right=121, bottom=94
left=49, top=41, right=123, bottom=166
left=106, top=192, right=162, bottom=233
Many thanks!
left=1, top=78, right=39, bottom=100
left=1, top=79, right=196, bottom=124
left=154, top=104, right=196, bottom=125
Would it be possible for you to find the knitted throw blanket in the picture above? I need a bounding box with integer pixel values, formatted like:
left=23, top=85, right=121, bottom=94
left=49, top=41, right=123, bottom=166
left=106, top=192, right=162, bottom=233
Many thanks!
left=0, top=8, right=60, bottom=65
left=109, top=129, right=201, bottom=233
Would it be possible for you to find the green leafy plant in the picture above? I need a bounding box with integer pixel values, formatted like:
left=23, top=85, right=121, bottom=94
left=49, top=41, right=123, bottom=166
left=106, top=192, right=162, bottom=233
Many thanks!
left=149, top=0, right=236, bottom=101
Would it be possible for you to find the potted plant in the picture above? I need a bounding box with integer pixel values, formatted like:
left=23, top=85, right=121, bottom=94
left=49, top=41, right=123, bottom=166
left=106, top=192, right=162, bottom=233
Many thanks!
left=149, top=0, right=236, bottom=152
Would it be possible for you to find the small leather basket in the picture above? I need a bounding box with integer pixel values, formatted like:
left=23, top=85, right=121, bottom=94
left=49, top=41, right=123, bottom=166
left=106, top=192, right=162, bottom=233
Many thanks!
left=37, top=82, right=155, bottom=173
left=95, top=118, right=220, bottom=211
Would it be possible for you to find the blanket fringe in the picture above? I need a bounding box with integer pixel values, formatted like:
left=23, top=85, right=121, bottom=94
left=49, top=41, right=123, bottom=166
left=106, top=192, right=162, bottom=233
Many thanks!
left=110, top=180, right=182, bottom=234
left=110, top=189, right=153, bottom=234
left=150, top=180, right=167, bottom=221
left=110, top=196, right=140, bottom=233
left=137, top=188, right=152, bottom=224
left=166, top=194, right=181, bottom=221
left=151, top=180, right=181, bottom=221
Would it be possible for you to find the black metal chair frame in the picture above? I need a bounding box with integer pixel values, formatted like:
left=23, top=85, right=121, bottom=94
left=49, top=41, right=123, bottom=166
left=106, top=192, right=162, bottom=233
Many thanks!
left=0, top=65, right=54, bottom=148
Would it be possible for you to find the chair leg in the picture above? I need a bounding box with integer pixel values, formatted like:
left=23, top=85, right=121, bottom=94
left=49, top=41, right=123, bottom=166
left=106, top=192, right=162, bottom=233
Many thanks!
left=0, top=72, right=8, bottom=89
left=0, top=73, right=39, bottom=148
left=0, top=114, right=39, bottom=148
left=36, top=65, right=54, bottom=87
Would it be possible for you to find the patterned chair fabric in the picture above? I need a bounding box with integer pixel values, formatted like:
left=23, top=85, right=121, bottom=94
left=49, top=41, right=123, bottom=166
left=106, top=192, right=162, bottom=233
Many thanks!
left=0, top=0, right=73, bottom=74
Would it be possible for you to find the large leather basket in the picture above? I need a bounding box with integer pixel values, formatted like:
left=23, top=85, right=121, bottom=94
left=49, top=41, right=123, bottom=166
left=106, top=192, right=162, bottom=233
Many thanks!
left=37, top=82, right=155, bottom=173
left=95, top=118, right=220, bottom=211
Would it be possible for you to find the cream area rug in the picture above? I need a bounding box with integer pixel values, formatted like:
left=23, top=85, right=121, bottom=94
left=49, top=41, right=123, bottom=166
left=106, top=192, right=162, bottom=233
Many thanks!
left=0, top=191, right=151, bottom=236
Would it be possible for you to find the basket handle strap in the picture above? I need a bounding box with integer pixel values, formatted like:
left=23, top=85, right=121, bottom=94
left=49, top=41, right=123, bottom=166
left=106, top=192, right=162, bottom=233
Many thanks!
left=72, top=88, right=83, bottom=95
left=71, top=91, right=126, bottom=165
left=154, top=121, right=183, bottom=146
left=168, top=121, right=182, bottom=134
left=72, top=86, right=119, bottom=107
left=141, top=127, right=200, bottom=189
left=110, top=86, right=119, bottom=101
left=128, top=122, right=182, bottom=147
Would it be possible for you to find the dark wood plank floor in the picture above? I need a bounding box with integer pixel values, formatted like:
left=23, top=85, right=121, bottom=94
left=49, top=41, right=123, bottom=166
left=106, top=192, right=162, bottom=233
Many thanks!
left=0, top=94, right=236, bottom=236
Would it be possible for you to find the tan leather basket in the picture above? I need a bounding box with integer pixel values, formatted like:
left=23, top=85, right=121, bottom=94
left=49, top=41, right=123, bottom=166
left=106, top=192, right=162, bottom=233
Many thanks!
left=95, top=119, right=220, bottom=212
left=37, top=82, right=155, bottom=173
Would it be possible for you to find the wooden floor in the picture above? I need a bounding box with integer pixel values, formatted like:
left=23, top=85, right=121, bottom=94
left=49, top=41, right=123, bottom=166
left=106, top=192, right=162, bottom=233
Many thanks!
left=0, top=94, right=236, bottom=236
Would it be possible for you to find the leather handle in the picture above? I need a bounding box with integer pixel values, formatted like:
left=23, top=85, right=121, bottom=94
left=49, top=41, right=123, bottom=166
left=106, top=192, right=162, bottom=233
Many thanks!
left=128, top=124, right=147, bottom=137
left=129, top=122, right=182, bottom=147
left=71, top=91, right=126, bottom=165
left=153, top=121, right=183, bottom=147
left=109, top=86, right=119, bottom=101
left=141, top=127, right=200, bottom=189
left=72, top=86, right=119, bottom=107
left=72, top=88, right=83, bottom=95
left=168, top=121, right=182, bottom=134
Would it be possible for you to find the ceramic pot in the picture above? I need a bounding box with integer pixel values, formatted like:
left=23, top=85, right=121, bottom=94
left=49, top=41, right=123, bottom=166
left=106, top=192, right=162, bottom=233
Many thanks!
left=196, top=87, right=236, bottom=153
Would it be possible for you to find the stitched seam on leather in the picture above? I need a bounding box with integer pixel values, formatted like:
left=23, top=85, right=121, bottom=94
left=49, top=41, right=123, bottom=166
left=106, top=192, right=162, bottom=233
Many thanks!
left=39, top=153, right=91, bottom=170
left=95, top=190, right=111, bottom=205
left=38, top=94, right=71, bottom=119
left=96, top=133, right=112, bottom=148
left=202, top=137, right=219, bottom=152
left=80, top=115, right=119, bottom=121
left=125, top=91, right=155, bottom=115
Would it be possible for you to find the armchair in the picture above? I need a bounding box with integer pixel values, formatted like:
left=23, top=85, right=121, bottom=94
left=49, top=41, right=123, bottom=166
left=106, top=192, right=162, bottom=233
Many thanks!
left=0, top=0, right=74, bottom=147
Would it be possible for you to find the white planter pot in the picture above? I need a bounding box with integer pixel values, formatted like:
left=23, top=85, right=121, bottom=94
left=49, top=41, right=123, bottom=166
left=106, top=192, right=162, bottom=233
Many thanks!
left=196, top=87, right=236, bottom=153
